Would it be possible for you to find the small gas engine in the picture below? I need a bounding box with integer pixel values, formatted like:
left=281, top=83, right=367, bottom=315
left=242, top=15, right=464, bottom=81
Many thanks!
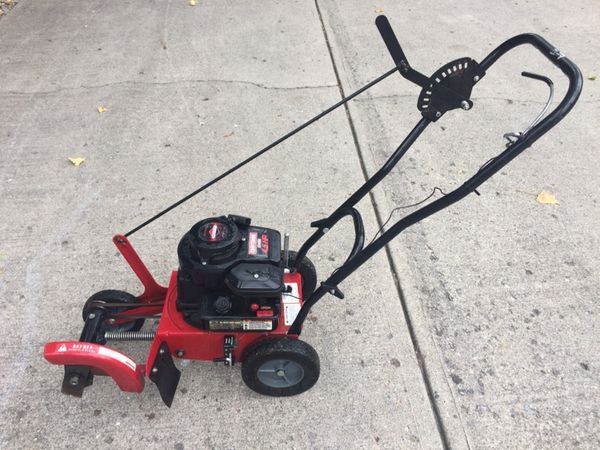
left=176, top=215, right=284, bottom=332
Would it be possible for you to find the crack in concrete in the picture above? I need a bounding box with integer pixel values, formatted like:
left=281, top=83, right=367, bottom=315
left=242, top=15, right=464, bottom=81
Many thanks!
left=420, top=240, right=474, bottom=449
left=0, top=78, right=339, bottom=97
left=313, top=1, right=452, bottom=449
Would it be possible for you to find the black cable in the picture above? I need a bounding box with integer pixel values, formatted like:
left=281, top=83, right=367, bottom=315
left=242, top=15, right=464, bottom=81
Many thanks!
left=283, top=290, right=303, bottom=301
left=477, top=156, right=498, bottom=173
left=124, top=67, right=400, bottom=237
left=325, top=186, right=449, bottom=279
left=368, top=154, right=497, bottom=245
left=368, top=186, right=448, bottom=245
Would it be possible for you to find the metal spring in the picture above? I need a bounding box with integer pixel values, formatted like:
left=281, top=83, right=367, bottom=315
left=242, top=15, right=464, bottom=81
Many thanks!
left=104, top=330, right=156, bottom=341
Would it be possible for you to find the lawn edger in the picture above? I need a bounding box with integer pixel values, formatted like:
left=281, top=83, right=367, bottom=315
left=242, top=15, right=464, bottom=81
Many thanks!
left=44, top=16, right=582, bottom=406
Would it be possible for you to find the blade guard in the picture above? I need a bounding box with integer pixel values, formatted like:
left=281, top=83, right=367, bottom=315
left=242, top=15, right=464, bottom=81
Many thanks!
left=44, top=341, right=145, bottom=393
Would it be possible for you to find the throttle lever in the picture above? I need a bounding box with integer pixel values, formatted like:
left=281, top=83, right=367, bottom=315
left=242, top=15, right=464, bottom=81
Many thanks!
left=504, top=71, right=554, bottom=146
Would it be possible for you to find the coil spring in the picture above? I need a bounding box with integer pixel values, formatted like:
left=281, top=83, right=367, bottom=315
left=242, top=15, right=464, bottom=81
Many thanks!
left=104, top=330, right=156, bottom=341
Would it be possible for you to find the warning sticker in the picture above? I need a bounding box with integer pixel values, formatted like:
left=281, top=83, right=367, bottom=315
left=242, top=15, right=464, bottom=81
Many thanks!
left=283, top=282, right=301, bottom=326
left=69, top=343, right=96, bottom=353
left=243, top=320, right=273, bottom=331
left=284, top=304, right=301, bottom=326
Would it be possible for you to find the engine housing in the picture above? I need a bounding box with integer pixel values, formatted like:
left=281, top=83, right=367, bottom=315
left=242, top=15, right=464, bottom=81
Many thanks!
left=176, top=215, right=284, bottom=331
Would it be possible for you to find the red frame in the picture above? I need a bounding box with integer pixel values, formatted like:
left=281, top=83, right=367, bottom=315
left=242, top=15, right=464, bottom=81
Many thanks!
left=44, top=235, right=303, bottom=394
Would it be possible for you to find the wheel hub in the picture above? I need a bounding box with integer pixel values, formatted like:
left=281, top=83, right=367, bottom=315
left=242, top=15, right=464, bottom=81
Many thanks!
left=257, top=359, right=304, bottom=388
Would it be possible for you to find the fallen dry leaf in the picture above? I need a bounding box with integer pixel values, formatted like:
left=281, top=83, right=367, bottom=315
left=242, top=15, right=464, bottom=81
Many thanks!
left=189, top=0, right=196, bottom=5
left=97, top=105, right=107, bottom=113
left=68, top=157, right=85, bottom=166
left=536, top=191, right=559, bottom=205
left=587, top=74, right=597, bottom=81
left=375, top=8, right=384, bottom=13
left=223, top=131, right=234, bottom=138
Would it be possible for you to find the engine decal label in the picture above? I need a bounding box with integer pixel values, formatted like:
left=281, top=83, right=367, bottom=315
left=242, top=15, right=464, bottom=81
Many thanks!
left=247, top=229, right=269, bottom=257
left=260, top=233, right=269, bottom=255
left=247, top=231, right=258, bottom=255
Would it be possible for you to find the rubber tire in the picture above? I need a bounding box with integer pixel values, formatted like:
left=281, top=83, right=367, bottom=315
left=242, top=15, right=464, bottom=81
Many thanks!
left=284, top=250, right=317, bottom=299
left=241, top=338, right=320, bottom=396
left=82, top=289, right=145, bottom=332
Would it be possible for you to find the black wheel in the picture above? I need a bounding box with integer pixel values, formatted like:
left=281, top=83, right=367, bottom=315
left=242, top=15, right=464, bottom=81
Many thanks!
left=241, top=338, right=320, bottom=396
left=82, top=290, right=145, bottom=333
left=284, top=250, right=317, bottom=298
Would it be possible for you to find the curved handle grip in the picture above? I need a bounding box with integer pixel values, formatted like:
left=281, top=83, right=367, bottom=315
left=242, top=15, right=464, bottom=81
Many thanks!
left=479, top=33, right=582, bottom=137
left=480, top=33, right=577, bottom=77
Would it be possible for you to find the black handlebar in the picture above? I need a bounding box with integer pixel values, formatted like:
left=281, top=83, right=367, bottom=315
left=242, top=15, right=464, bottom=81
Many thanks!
left=288, top=25, right=583, bottom=336
left=480, top=33, right=578, bottom=77
left=480, top=33, right=582, bottom=139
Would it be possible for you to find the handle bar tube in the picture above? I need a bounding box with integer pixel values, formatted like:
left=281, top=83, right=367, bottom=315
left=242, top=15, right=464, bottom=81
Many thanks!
left=288, top=34, right=583, bottom=335
left=293, top=118, right=430, bottom=270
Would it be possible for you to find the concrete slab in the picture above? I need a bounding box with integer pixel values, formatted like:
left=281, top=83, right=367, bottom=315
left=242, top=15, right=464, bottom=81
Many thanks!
left=317, top=0, right=600, bottom=448
left=0, top=1, right=444, bottom=448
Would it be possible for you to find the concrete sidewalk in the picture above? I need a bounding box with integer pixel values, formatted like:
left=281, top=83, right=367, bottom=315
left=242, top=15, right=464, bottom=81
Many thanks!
left=0, top=1, right=598, bottom=449
left=0, top=1, right=440, bottom=449
left=317, top=0, right=600, bottom=448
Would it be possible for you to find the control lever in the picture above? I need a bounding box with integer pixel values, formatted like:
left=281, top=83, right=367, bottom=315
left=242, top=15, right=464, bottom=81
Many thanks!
left=504, top=71, right=554, bottom=146
left=375, top=15, right=430, bottom=88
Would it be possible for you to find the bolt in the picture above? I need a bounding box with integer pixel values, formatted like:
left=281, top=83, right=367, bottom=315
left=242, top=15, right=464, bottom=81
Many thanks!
left=107, top=318, right=116, bottom=325
left=473, top=75, right=480, bottom=82
left=176, top=350, right=185, bottom=357
left=461, top=100, right=470, bottom=110
left=276, top=370, right=285, bottom=377
left=201, top=260, right=207, bottom=266
left=330, top=289, right=335, bottom=295
left=241, top=236, right=246, bottom=242
left=68, top=375, right=80, bottom=386
left=253, top=273, right=259, bottom=279
left=322, top=228, right=329, bottom=234
left=152, top=367, right=158, bottom=374
left=159, top=348, right=165, bottom=355
left=435, top=111, right=442, bottom=118
left=88, top=313, right=96, bottom=320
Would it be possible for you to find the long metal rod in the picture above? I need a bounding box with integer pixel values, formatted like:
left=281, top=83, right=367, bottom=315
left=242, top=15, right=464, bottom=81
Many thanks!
left=124, top=67, right=399, bottom=237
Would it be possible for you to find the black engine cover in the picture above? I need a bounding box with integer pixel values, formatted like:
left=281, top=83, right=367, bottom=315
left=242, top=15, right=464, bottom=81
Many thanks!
left=225, top=263, right=284, bottom=296
left=176, top=215, right=284, bottom=330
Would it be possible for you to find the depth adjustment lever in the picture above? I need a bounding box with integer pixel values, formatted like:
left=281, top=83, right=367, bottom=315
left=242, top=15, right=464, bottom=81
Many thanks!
left=376, top=15, right=486, bottom=121
left=214, top=335, right=235, bottom=366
